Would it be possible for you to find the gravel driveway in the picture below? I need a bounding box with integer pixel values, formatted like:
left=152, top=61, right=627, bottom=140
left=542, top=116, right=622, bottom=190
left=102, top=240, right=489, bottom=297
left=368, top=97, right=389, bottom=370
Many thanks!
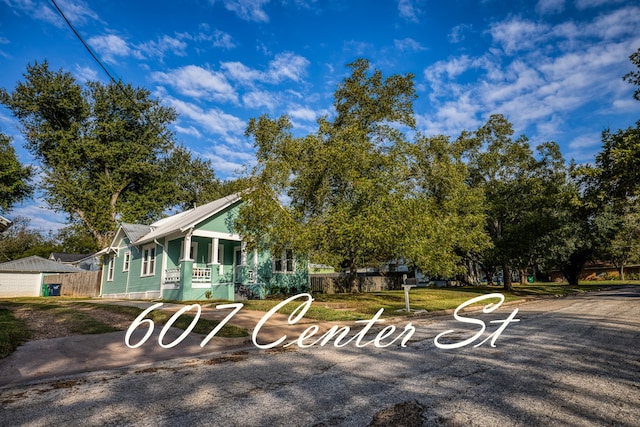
left=1, top=286, right=639, bottom=426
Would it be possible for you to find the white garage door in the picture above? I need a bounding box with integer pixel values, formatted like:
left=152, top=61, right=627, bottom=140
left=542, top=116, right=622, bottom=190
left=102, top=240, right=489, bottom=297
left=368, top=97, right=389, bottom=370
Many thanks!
left=0, top=273, right=42, bottom=297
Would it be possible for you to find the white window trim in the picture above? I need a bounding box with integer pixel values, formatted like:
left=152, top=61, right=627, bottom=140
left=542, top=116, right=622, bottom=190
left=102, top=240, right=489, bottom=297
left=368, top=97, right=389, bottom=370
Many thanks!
left=122, top=251, right=131, bottom=272
left=273, top=249, right=295, bottom=274
left=107, top=255, right=115, bottom=281
left=141, top=244, right=156, bottom=277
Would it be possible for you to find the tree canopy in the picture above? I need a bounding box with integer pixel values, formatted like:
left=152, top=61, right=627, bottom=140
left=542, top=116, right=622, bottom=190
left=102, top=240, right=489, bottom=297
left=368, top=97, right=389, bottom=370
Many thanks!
left=0, top=61, right=223, bottom=248
left=0, top=130, right=33, bottom=214
left=237, top=59, right=488, bottom=288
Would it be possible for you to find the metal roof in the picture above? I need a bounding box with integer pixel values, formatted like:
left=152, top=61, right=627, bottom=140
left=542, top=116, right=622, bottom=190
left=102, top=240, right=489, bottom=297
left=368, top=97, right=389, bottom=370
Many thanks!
left=134, top=193, right=242, bottom=244
left=49, top=252, right=95, bottom=263
left=0, top=256, right=84, bottom=273
left=121, top=223, right=152, bottom=243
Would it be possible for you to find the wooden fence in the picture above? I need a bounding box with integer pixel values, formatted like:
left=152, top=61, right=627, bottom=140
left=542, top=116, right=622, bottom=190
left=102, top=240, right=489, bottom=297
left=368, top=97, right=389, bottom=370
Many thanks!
left=309, top=273, right=404, bottom=294
left=43, top=271, right=102, bottom=297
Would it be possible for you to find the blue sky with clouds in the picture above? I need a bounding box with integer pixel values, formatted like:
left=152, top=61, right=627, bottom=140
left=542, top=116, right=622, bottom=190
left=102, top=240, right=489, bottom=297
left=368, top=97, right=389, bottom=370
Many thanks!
left=1, top=0, right=640, bottom=231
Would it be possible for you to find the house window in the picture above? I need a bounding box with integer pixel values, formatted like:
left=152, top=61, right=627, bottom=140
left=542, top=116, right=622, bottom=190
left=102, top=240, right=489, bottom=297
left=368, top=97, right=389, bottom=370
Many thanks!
left=123, top=251, right=131, bottom=272
left=141, top=244, right=156, bottom=277
left=107, top=255, right=115, bottom=281
left=273, top=249, right=295, bottom=273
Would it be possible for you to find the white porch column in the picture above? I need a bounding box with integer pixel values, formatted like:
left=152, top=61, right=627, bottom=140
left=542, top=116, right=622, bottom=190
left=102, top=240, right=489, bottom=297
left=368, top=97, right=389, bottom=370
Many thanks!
left=183, top=229, right=193, bottom=261
left=212, top=238, right=219, bottom=264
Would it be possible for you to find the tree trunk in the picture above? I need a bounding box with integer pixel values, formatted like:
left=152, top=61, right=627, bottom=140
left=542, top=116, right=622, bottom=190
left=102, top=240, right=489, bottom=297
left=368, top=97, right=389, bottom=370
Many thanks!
left=502, top=263, right=513, bottom=291
left=619, top=264, right=625, bottom=281
left=519, top=269, right=528, bottom=285
left=482, top=265, right=496, bottom=286
left=349, top=259, right=360, bottom=294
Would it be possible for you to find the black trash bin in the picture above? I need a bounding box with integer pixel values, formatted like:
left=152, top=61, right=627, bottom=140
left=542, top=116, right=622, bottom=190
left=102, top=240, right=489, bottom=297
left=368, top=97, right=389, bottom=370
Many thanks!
left=48, top=284, right=61, bottom=296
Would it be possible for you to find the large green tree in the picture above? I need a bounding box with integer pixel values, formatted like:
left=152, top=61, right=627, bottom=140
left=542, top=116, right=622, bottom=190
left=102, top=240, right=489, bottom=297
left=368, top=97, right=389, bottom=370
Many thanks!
left=462, top=115, right=577, bottom=289
left=0, top=130, right=33, bottom=214
left=570, top=47, right=640, bottom=280
left=237, top=59, right=488, bottom=289
left=0, top=61, right=219, bottom=248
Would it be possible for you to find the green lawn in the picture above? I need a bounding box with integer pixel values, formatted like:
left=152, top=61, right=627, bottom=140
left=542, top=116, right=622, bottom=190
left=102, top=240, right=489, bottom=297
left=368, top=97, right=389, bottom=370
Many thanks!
left=240, top=281, right=637, bottom=321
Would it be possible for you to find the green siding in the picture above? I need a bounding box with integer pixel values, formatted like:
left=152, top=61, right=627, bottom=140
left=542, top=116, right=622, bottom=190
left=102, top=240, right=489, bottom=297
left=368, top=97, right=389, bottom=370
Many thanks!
left=166, top=238, right=181, bottom=269
left=195, top=202, right=241, bottom=234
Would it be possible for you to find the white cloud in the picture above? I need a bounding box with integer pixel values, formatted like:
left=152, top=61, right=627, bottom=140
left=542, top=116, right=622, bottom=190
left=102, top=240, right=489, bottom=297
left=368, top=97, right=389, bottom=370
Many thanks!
left=221, top=52, right=309, bottom=85
left=74, top=64, right=98, bottom=82
left=287, top=106, right=317, bottom=122
left=394, top=38, right=427, bottom=52
left=536, top=0, right=565, bottom=15
left=242, top=90, right=278, bottom=110
left=202, top=143, right=256, bottom=176
left=448, top=24, right=472, bottom=44
left=220, top=61, right=262, bottom=84
left=10, top=203, right=66, bottom=233
left=137, top=35, right=188, bottom=60
left=266, top=52, right=309, bottom=83
left=397, top=0, right=421, bottom=23
left=4, top=0, right=99, bottom=28
left=575, top=0, right=625, bottom=10
left=87, top=34, right=138, bottom=63
left=569, top=133, right=600, bottom=149
left=421, top=6, right=640, bottom=143
left=488, top=18, right=549, bottom=55
left=151, top=65, right=238, bottom=103
left=175, top=125, right=203, bottom=138
left=213, top=30, right=236, bottom=49
left=213, top=0, right=270, bottom=22
left=166, top=97, right=245, bottom=140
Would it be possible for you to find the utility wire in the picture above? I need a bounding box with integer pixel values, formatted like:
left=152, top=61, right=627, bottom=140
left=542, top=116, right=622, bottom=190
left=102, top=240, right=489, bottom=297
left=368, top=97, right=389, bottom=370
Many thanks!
left=48, top=0, right=120, bottom=86
left=47, top=0, right=165, bottom=133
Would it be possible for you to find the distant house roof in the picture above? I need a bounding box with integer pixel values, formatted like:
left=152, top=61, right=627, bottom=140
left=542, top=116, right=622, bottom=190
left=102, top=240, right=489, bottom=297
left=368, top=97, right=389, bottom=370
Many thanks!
left=0, top=256, right=84, bottom=273
left=0, top=214, right=12, bottom=233
left=49, top=252, right=95, bottom=263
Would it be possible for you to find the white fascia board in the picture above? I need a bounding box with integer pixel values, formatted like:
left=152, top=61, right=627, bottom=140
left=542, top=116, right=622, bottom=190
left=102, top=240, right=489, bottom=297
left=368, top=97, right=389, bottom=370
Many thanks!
left=191, top=229, right=242, bottom=241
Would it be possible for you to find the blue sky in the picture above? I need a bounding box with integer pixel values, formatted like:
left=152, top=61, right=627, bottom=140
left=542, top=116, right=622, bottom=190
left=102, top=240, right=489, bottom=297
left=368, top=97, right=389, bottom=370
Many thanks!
left=1, top=0, right=640, bottom=232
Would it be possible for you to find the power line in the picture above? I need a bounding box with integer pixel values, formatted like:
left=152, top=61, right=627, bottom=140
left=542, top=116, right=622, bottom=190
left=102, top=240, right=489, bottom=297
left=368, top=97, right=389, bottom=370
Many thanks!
left=47, top=0, right=162, bottom=132
left=47, top=0, right=120, bottom=86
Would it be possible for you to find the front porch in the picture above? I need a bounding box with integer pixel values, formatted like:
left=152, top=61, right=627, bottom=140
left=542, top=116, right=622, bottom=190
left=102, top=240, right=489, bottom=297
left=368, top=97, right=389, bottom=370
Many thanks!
left=160, top=232, right=264, bottom=300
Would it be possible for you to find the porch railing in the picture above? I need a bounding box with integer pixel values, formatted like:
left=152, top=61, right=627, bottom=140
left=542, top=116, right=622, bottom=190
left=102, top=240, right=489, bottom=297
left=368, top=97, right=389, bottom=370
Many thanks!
left=192, top=266, right=212, bottom=283
left=164, top=268, right=180, bottom=284
left=163, top=266, right=213, bottom=285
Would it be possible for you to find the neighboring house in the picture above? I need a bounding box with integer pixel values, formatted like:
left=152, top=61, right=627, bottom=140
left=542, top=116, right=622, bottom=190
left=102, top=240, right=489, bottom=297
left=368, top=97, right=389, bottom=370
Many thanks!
left=49, top=252, right=101, bottom=271
left=99, top=193, right=308, bottom=301
left=0, top=214, right=12, bottom=233
left=0, top=255, right=83, bottom=297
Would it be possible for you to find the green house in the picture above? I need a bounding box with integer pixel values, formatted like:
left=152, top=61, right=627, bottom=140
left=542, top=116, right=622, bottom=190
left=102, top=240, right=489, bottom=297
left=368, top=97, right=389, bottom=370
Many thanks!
left=99, top=194, right=308, bottom=301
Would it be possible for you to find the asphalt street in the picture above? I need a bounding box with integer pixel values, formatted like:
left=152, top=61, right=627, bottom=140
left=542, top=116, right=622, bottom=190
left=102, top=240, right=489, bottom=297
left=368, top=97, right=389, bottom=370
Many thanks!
left=1, top=286, right=639, bottom=426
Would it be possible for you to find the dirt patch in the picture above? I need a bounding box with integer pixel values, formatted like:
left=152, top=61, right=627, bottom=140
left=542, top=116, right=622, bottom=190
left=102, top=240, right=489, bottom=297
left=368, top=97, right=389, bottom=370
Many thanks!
left=7, top=305, right=133, bottom=341
left=369, top=401, right=426, bottom=427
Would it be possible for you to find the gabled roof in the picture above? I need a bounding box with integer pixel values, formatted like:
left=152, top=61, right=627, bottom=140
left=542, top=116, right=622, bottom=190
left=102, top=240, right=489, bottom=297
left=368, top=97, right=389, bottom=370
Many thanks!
left=0, top=256, right=84, bottom=273
left=100, top=193, right=242, bottom=251
left=134, top=193, right=242, bottom=245
left=49, top=252, right=95, bottom=263
left=122, top=223, right=152, bottom=243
